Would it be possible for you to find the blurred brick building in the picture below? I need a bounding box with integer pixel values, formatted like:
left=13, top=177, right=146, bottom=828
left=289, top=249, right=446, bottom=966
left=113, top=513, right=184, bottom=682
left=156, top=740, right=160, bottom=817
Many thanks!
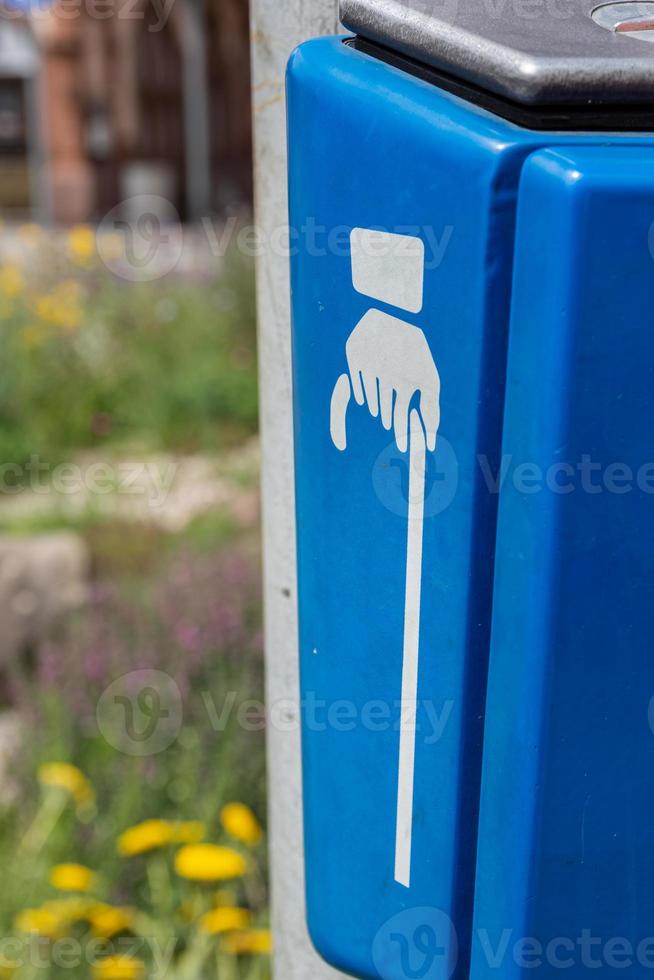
left=0, top=0, right=252, bottom=222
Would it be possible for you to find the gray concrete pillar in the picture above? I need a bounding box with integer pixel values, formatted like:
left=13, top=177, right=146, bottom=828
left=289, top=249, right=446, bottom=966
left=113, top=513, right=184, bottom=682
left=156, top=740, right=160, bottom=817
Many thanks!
left=249, top=2, right=349, bottom=977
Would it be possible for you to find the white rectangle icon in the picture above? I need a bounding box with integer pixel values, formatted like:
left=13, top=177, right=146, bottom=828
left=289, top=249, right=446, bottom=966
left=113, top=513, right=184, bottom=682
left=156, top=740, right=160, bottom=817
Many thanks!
left=350, top=228, right=425, bottom=314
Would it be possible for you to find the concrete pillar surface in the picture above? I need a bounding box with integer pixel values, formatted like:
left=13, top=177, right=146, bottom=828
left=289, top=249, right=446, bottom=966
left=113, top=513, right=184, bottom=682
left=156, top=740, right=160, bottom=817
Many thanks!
left=249, top=2, right=349, bottom=977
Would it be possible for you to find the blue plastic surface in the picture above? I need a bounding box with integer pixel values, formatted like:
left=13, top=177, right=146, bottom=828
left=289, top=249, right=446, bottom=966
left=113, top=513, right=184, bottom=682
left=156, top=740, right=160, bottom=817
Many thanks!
left=472, top=147, right=654, bottom=979
left=287, top=35, right=654, bottom=980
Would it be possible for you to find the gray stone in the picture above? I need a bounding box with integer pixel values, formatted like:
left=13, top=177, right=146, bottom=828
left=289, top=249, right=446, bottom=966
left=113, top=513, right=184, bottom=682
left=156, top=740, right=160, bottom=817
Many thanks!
left=0, top=532, right=89, bottom=665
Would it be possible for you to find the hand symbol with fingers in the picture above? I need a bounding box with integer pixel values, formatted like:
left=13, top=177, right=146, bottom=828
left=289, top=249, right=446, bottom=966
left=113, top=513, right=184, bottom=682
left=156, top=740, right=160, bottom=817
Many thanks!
left=328, top=228, right=441, bottom=890
left=330, top=309, right=441, bottom=454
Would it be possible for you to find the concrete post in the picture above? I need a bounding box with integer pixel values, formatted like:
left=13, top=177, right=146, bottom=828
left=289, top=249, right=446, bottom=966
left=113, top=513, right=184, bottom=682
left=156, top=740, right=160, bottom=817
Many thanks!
left=249, top=2, right=348, bottom=977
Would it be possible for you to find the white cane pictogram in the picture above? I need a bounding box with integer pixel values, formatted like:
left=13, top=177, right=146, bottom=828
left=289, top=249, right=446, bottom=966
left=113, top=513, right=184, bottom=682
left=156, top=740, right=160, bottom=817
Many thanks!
left=330, top=228, right=441, bottom=889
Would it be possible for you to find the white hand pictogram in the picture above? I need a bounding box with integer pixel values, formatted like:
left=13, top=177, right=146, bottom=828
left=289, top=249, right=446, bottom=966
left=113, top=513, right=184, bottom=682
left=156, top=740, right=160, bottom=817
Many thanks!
left=329, top=228, right=441, bottom=890
left=344, top=309, right=440, bottom=453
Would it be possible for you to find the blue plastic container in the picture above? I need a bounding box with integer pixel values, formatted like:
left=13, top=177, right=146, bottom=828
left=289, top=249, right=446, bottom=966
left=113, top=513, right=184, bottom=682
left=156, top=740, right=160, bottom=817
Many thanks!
left=288, top=34, right=654, bottom=980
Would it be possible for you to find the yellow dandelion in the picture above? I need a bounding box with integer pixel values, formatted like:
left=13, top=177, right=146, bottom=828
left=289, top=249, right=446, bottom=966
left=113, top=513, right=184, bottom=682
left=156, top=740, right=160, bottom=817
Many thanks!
left=38, top=763, right=95, bottom=812
left=220, top=803, right=263, bottom=847
left=0, top=264, right=24, bottom=299
left=67, top=225, right=96, bottom=266
left=92, top=956, right=145, bottom=980
left=49, top=863, right=96, bottom=894
left=88, top=904, right=134, bottom=939
left=174, top=844, right=248, bottom=882
left=15, top=907, right=63, bottom=939
left=199, top=906, right=251, bottom=936
left=118, top=819, right=205, bottom=857
left=221, top=929, right=273, bottom=956
left=117, top=819, right=175, bottom=857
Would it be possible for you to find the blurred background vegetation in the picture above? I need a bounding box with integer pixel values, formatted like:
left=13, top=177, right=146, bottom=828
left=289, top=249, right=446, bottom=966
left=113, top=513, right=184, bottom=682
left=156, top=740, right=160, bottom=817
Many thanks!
left=0, top=0, right=265, bottom=970
left=0, top=225, right=267, bottom=980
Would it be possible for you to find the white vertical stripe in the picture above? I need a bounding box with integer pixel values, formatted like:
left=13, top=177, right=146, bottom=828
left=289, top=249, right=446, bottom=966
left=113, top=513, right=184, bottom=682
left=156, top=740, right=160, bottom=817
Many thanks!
left=394, top=409, right=427, bottom=888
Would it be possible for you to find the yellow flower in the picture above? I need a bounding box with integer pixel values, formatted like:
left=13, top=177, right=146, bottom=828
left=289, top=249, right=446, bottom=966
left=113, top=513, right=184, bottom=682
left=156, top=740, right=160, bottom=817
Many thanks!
left=67, top=225, right=96, bottom=265
left=15, top=907, right=63, bottom=939
left=221, top=929, right=273, bottom=956
left=49, top=863, right=96, bottom=893
left=92, top=956, right=145, bottom=980
left=0, top=264, right=24, bottom=299
left=88, top=904, right=134, bottom=939
left=199, top=906, right=251, bottom=935
left=174, top=844, right=248, bottom=882
left=118, top=819, right=175, bottom=856
left=220, top=803, right=263, bottom=847
left=117, top=819, right=205, bottom=857
left=38, top=763, right=95, bottom=812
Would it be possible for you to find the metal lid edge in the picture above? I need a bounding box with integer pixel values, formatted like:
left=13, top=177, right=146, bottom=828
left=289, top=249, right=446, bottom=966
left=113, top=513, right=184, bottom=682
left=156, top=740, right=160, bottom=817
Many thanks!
left=340, top=0, right=654, bottom=104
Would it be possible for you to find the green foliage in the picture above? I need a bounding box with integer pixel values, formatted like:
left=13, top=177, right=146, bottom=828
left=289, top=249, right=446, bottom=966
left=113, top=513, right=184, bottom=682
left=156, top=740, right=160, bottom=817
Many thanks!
left=0, top=250, right=258, bottom=467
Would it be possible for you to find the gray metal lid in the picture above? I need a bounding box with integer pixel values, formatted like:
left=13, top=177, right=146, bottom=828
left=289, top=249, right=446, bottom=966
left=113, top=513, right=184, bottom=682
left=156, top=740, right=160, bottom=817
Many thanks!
left=340, top=0, right=654, bottom=105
